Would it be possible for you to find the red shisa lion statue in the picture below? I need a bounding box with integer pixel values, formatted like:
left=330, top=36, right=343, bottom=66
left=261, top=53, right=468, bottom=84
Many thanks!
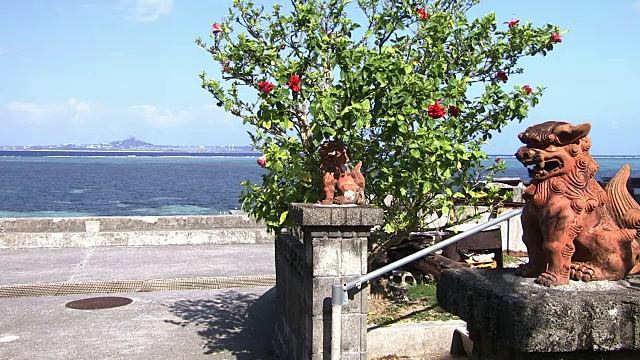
left=515, top=121, right=640, bottom=286
left=318, top=140, right=366, bottom=205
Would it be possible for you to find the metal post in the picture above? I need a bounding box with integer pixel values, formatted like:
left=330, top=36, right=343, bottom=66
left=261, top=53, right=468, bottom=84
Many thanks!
left=506, top=215, right=511, bottom=255
left=331, top=284, right=346, bottom=360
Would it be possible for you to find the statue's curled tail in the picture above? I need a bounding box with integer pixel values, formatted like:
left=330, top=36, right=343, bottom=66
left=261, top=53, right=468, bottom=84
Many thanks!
left=605, top=164, right=640, bottom=229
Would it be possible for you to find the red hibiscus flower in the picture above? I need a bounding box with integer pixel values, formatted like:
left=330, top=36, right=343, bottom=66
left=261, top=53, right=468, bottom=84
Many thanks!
left=448, top=105, right=460, bottom=117
left=416, top=8, right=428, bottom=20
left=551, top=32, right=562, bottom=43
left=495, top=157, right=502, bottom=162
left=257, top=81, right=274, bottom=93
left=496, top=71, right=508, bottom=83
left=257, top=155, right=267, bottom=167
left=288, top=74, right=301, bottom=92
left=211, top=23, right=223, bottom=34
left=523, top=85, right=532, bottom=95
left=428, top=101, right=446, bottom=119
left=504, top=19, right=520, bottom=28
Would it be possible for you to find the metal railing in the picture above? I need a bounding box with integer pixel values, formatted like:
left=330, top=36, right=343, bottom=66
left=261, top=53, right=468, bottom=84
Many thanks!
left=329, top=207, right=525, bottom=360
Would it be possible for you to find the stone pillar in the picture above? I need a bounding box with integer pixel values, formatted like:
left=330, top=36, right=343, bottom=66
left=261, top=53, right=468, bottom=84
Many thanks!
left=274, top=203, right=383, bottom=360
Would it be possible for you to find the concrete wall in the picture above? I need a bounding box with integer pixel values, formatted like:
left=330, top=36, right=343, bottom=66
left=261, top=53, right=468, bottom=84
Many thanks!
left=0, top=214, right=271, bottom=248
left=497, top=204, right=526, bottom=252
left=0, top=204, right=527, bottom=251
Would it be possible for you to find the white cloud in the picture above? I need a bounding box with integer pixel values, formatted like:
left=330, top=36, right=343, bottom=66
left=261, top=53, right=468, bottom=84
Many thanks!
left=634, top=1, right=640, bottom=10
left=611, top=120, right=621, bottom=130
left=131, top=104, right=189, bottom=127
left=130, top=103, right=237, bottom=128
left=0, top=48, right=9, bottom=56
left=121, top=0, right=174, bottom=22
left=68, top=98, right=92, bottom=115
left=7, top=98, right=93, bottom=123
left=7, top=102, right=61, bottom=122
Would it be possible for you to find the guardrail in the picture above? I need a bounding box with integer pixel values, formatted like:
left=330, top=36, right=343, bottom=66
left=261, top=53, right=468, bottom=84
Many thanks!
left=329, top=207, right=525, bottom=360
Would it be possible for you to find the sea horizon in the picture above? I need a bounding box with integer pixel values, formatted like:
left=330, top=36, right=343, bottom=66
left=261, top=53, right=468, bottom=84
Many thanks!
left=0, top=150, right=260, bottom=158
left=2, top=149, right=640, bottom=158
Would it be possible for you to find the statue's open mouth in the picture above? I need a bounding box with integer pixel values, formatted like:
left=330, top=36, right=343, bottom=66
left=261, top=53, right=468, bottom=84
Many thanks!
left=526, top=159, right=563, bottom=178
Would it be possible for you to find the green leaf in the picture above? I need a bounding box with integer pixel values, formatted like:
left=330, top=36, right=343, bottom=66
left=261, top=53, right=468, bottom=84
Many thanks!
left=279, top=211, right=289, bottom=225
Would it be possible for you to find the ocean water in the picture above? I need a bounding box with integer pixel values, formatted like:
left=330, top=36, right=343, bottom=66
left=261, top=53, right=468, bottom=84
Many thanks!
left=0, top=156, right=265, bottom=218
left=1, top=154, right=639, bottom=218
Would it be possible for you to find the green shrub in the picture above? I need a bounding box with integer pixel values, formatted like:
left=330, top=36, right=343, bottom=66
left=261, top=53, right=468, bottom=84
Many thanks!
left=197, top=0, right=563, bottom=260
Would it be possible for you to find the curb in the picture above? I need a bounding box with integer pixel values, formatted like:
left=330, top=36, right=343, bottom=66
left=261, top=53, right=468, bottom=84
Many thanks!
left=367, top=320, right=468, bottom=359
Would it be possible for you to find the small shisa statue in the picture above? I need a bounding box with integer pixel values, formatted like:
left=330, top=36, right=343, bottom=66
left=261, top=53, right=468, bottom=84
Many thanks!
left=318, top=140, right=366, bottom=205
left=515, top=121, right=640, bottom=286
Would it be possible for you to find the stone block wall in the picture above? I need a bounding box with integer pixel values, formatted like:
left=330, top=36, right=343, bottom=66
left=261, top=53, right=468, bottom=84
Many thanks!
left=274, top=232, right=306, bottom=358
left=0, top=214, right=270, bottom=248
left=274, top=203, right=383, bottom=360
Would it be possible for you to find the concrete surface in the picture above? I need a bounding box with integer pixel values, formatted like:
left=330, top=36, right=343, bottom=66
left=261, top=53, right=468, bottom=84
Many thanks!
left=0, top=288, right=277, bottom=360
left=0, top=243, right=469, bottom=359
left=0, top=244, right=275, bottom=285
left=1, top=290, right=468, bottom=360
left=0, top=243, right=279, bottom=360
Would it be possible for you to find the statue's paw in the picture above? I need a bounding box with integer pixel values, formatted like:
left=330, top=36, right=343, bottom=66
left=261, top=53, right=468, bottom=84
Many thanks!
left=570, top=263, right=595, bottom=282
left=515, top=263, right=540, bottom=278
left=536, top=272, right=569, bottom=287
left=333, top=196, right=349, bottom=205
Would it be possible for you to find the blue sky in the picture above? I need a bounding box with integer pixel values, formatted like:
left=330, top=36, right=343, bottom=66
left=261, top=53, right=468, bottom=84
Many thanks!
left=0, top=1, right=639, bottom=154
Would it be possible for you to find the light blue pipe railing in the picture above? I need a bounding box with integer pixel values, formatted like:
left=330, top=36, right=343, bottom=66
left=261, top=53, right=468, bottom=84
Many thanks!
left=329, top=207, right=525, bottom=360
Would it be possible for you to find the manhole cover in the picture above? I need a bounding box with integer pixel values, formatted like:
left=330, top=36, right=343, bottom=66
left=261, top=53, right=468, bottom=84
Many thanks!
left=65, top=296, right=133, bottom=310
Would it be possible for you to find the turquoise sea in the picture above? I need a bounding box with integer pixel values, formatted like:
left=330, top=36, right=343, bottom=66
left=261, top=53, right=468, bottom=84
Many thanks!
left=1, top=153, right=639, bottom=218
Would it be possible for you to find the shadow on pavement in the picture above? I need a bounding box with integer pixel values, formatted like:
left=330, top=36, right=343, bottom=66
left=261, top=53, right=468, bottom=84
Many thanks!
left=165, top=287, right=277, bottom=359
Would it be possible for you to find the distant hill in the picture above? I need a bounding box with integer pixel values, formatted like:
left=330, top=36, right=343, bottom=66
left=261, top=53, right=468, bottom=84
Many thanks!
left=108, top=136, right=154, bottom=149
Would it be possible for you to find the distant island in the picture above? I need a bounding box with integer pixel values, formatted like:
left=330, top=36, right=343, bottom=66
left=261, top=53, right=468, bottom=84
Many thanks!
left=0, top=136, right=259, bottom=154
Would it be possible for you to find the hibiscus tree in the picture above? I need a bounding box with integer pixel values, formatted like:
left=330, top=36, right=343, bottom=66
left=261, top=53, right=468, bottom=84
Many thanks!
left=196, top=0, right=564, bottom=260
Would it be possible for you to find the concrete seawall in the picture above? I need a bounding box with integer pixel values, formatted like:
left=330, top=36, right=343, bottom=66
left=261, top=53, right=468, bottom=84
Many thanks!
left=0, top=214, right=272, bottom=249
left=0, top=206, right=526, bottom=251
